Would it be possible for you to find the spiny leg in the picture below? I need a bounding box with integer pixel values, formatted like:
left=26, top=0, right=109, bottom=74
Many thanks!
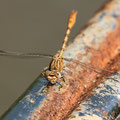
left=41, top=66, right=49, bottom=77
left=58, top=77, right=68, bottom=90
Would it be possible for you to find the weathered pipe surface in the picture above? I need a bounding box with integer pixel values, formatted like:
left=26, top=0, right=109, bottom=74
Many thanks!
left=1, top=0, right=120, bottom=120
left=67, top=52, right=120, bottom=120
left=116, top=114, right=120, bottom=120
left=68, top=73, right=120, bottom=120
left=1, top=75, right=50, bottom=120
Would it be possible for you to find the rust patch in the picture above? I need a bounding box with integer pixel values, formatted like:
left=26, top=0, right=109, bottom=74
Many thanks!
left=116, top=114, right=120, bottom=120
left=118, top=101, right=120, bottom=107
left=88, top=18, right=120, bottom=70
left=100, top=110, right=108, bottom=118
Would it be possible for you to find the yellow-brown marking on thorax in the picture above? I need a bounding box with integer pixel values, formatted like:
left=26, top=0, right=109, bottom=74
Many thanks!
left=50, top=55, right=64, bottom=73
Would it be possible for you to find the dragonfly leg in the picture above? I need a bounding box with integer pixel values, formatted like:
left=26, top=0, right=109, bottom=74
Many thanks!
left=41, top=66, right=49, bottom=77
left=58, top=75, right=68, bottom=90
left=58, top=81, right=66, bottom=90
left=43, top=66, right=49, bottom=71
left=41, top=71, right=46, bottom=77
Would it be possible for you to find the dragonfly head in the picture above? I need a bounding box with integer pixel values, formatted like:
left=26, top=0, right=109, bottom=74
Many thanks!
left=45, top=70, right=61, bottom=84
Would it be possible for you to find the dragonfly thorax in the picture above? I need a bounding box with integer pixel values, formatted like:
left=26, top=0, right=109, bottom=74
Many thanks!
left=49, top=55, right=64, bottom=73
left=45, top=54, right=64, bottom=84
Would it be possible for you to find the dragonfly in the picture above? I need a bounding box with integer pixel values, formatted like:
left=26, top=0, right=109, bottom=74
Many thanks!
left=0, top=11, right=119, bottom=86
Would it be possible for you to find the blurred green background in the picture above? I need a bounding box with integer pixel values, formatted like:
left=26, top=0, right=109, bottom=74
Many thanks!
left=0, top=0, right=108, bottom=116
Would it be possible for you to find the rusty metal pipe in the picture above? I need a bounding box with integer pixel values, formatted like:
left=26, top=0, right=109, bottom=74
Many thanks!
left=1, top=0, right=120, bottom=120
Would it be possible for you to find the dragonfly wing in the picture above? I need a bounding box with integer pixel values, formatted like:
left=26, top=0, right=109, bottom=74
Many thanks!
left=0, top=50, right=53, bottom=58
left=63, top=57, right=120, bottom=83
left=63, top=57, right=116, bottom=74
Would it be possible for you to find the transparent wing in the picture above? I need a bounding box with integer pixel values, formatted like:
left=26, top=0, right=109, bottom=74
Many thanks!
left=0, top=50, right=53, bottom=58
left=0, top=50, right=119, bottom=82
left=63, top=57, right=120, bottom=83
left=63, top=58, right=114, bottom=73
